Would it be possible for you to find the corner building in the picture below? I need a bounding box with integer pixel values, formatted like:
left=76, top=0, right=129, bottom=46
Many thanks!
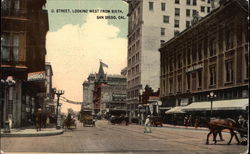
left=159, top=0, right=248, bottom=120
left=124, top=0, right=219, bottom=118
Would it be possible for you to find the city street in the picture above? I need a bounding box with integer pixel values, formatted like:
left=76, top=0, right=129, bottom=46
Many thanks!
left=1, top=120, right=248, bottom=154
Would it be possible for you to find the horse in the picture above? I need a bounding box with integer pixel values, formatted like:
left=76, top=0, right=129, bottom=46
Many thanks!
left=205, top=118, right=241, bottom=145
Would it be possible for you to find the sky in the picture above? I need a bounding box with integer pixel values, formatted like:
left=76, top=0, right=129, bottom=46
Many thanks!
left=45, top=0, right=128, bottom=113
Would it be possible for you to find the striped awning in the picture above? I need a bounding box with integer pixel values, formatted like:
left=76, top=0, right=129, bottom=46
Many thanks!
left=165, top=106, right=185, bottom=114
left=182, top=98, right=248, bottom=111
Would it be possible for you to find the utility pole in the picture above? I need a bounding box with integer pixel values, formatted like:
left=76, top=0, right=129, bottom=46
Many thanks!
left=55, top=90, right=64, bottom=129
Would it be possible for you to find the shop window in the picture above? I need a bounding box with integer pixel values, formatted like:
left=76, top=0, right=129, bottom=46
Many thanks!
left=225, top=61, right=234, bottom=83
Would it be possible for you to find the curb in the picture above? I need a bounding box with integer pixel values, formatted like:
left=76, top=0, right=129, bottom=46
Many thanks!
left=0, top=129, right=64, bottom=137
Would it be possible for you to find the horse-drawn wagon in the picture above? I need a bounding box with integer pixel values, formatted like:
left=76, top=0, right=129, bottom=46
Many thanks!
left=79, top=109, right=95, bottom=127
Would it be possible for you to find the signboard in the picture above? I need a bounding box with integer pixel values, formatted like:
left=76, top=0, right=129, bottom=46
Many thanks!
left=27, top=71, right=46, bottom=81
left=186, top=64, right=203, bottom=73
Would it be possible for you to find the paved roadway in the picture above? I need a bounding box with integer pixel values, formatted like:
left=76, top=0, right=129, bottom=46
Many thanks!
left=1, top=120, right=248, bottom=154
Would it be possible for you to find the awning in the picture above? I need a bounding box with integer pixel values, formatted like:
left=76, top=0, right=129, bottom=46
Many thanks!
left=165, top=106, right=185, bottom=114
left=182, top=98, right=249, bottom=111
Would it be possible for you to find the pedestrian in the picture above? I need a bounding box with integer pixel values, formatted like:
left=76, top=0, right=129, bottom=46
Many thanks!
left=35, top=108, right=42, bottom=131
left=238, top=115, right=246, bottom=128
left=188, top=115, right=192, bottom=126
left=144, top=115, right=152, bottom=133
left=184, top=116, right=188, bottom=127
left=194, top=116, right=199, bottom=128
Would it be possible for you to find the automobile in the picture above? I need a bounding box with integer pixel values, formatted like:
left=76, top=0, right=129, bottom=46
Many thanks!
left=151, top=116, right=163, bottom=127
left=79, top=109, right=95, bottom=127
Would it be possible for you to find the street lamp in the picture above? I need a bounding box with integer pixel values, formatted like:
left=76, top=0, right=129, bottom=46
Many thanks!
left=1, top=76, right=16, bottom=133
left=138, top=104, right=143, bottom=125
left=55, top=90, right=64, bottom=129
left=207, top=91, right=216, bottom=118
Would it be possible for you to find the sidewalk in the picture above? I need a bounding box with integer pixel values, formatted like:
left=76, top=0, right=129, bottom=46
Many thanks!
left=0, top=126, right=64, bottom=137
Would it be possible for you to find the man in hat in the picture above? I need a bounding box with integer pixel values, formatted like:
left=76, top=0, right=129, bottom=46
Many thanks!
left=144, top=115, right=152, bottom=133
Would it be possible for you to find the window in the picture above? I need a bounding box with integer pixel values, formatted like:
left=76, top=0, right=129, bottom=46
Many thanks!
left=161, top=3, right=166, bottom=11
left=245, top=54, right=249, bottom=79
left=193, top=0, right=197, bottom=6
left=193, top=10, right=197, bottom=17
left=201, top=6, right=205, bottom=12
left=186, top=0, right=191, bottom=5
left=149, top=2, right=154, bottom=11
left=169, top=58, right=174, bottom=71
left=175, top=0, right=180, bottom=4
left=186, top=21, right=191, bottom=27
left=169, top=78, right=173, bottom=93
left=160, top=40, right=165, bottom=45
left=192, top=49, right=197, bottom=62
left=161, top=28, right=165, bottom=36
left=207, top=0, right=211, bottom=3
left=209, top=65, right=216, bottom=86
left=186, top=9, right=190, bottom=17
left=174, top=30, right=179, bottom=36
left=198, top=70, right=202, bottom=88
left=174, top=20, right=179, bottom=28
left=1, top=34, right=19, bottom=62
left=163, top=15, right=169, bottom=23
left=175, top=8, right=180, bottom=16
left=225, top=61, right=234, bottom=82
left=187, top=49, right=191, bottom=64
left=198, top=44, right=202, bottom=60
left=178, top=54, right=182, bottom=68
left=226, top=30, right=234, bottom=50
left=207, top=7, right=210, bottom=13
left=209, top=39, right=216, bottom=56
left=178, top=75, right=182, bottom=92
left=187, top=74, right=191, bottom=90
left=1, top=0, right=19, bottom=9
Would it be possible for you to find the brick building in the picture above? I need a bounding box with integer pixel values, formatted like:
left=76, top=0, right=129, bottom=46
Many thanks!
left=159, top=0, right=248, bottom=122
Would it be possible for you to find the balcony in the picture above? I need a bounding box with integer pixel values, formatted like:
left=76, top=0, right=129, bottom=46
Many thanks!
left=1, top=9, right=28, bottom=19
left=1, top=60, right=26, bottom=67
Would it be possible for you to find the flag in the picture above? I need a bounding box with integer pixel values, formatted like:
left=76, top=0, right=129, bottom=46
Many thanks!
left=100, top=61, right=108, bottom=68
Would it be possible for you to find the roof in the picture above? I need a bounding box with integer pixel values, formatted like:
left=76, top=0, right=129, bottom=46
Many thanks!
left=182, top=98, right=249, bottom=111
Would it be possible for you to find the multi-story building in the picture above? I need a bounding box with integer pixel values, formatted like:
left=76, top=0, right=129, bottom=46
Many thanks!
left=100, top=75, right=127, bottom=116
left=1, top=0, right=48, bottom=128
left=44, top=62, right=55, bottom=115
left=159, top=0, right=248, bottom=122
left=82, top=74, right=95, bottom=109
left=124, top=0, right=219, bottom=118
left=83, top=62, right=127, bottom=116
